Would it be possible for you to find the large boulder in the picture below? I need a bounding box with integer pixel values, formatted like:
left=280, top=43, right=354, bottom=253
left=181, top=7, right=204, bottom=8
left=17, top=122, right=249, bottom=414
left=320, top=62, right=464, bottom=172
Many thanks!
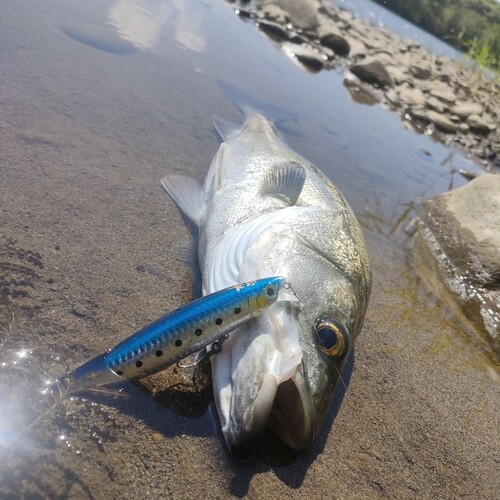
left=417, top=174, right=500, bottom=357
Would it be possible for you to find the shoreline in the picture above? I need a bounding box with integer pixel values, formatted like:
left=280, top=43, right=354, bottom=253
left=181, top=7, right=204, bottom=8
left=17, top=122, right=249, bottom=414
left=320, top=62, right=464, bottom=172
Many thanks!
left=232, top=0, right=499, bottom=172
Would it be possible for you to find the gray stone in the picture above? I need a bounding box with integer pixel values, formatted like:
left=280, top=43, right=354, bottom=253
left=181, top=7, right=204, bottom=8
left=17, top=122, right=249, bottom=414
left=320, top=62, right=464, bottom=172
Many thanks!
left=426, top=96, right=447, bottom=113
left=258, top=21, right=289, bottom=42
left=459, top=122, right=470, bottom=133
left=429, top=85, right=456, bottom=105
left=350, top=59, right=393, bottom=88
left=407, top=107, right=431, bottom=124
left=346, top=36, right=366, bottom=58
left=451, top=103, right=484, bottom=119
left=385, top=89, right=399, bottom=105
left=260, top=4, right=288, bottom=24
left=281, top=42, right=324, bottom=72
left=398, top=86, right=426, bottom=106
left=467, top=114, right=492, bottom=135
left=410, top=65, right=432, bottom=80
left=320, top=33, right=350, bottom=56
left=386, top=66, right=408, bottom=84
left=337, top=8, right=354, bottom=24
left=265, top=0, right=318, bottom=32
left=426, top=111, right=458, bottom=133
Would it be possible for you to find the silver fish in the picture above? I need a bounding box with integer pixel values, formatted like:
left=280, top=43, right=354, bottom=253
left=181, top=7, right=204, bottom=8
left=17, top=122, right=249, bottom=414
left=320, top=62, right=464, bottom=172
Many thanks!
left=162, top=113, right=371, bottom=460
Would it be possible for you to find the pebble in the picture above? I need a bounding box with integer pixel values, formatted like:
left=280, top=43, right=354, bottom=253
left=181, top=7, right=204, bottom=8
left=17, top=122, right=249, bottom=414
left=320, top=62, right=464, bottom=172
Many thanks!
left=398, top=87, right=426, bottom=106
left=426, top=96, right=447, bottom=113
left=258, top=21, right=289, bottom=42
left=386, top=66, right=408, bottom=85
left=320, top=33, right=350, bottom=56
left=350, top=59, right=393, bottom=88
left=410, top=65, right=432, bottom=80
left=467, top=114, right=492, bottom=135
left=281, top=42, right=324, bottom=72
left=450, top=103, right=484, bottom=119
left=429, top=85, right=456, bottom=105
left=426, top=111, right=458, bottom=133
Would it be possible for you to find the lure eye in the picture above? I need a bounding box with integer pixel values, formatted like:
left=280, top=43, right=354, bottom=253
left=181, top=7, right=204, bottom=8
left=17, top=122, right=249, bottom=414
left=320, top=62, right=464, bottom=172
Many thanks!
left=256, top=283, right=279, bottom=309
left=265, top=285, right=278, bottom=299
left=314, top=318, right=349, bottom=357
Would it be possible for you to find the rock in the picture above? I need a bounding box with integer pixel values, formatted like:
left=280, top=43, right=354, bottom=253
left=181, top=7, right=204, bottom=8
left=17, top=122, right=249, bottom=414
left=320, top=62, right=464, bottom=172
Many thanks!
left=374, top=51, right=394, bottom=64
left=407, top=107, right=431, bottom=124
left=398, top=86, right=426, bottom=106
left=385, top=89, right=399, bottom=105
left=459, top=123, right=470, bottom=133
left=337, top=8, right=354, bottom=24
left=451, top=102, right=484, bottom=119
left=317, top=4, right=341, bottom=23
left=426, top=96, right=447, bottom=113
left=386, top=66, right=408, bottom=85
left=409, top=65, right=432, bottom=80
left=258, top=21, right=289, bottom=42
left=467, top=114, right=492, bottom=135
left=426, top=110, right=458, bottom=133
left=259, top=0, right=318, bottom=32
left=343, top=79, right=379, bottom=105
left=281, top=42, right=324, bottom=73
left=345, top=37, right=366, bottom=58
left=429, top=84, right=456, bottom=105
left=320, top=33, right=350, bottom=56
left=350, top=59, right=393, bottom=88
left=260, top=4, right=288, bottom=24
left=418, top=174, right=500, bottom=355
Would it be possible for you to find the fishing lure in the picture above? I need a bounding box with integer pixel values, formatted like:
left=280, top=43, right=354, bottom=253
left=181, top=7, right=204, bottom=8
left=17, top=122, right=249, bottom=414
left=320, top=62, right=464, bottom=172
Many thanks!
left=57, top=276, right=292, bottom=395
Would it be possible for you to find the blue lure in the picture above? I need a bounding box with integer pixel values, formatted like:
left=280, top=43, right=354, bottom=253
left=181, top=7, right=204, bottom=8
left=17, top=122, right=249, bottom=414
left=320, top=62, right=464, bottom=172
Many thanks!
left=57, top=277, right=289, bottom=395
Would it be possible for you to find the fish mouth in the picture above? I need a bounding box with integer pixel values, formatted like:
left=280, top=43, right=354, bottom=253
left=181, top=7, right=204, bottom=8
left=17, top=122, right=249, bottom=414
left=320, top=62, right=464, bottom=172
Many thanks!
left=210, top=310, right=315, bottom=461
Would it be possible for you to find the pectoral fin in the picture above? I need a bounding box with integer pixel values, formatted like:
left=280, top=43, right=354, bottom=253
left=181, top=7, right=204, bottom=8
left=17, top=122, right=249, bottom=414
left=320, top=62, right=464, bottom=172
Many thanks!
left=260, top=161, right=306, bottom=206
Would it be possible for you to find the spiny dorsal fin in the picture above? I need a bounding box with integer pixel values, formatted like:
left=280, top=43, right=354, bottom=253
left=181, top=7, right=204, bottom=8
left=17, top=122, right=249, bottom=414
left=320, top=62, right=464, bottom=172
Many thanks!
left=212, top=115, right=241, bottom=141
left=260, top=161, right=306, bottom=206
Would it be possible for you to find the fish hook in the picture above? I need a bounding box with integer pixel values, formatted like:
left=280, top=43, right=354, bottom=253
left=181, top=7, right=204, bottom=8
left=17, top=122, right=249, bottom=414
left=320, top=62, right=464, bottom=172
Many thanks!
left=177, top=333, right=229, bottom=369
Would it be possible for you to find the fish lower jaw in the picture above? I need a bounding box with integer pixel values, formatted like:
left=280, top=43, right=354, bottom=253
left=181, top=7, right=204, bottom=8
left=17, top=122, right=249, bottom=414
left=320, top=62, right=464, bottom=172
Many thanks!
left=220, top=368, right=315, bottom=460
left=267, top=369, right=316, bottom=452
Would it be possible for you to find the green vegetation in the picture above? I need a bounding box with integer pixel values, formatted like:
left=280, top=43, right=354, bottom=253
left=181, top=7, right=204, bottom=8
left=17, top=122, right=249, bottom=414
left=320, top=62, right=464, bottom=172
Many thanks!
left=371, top=0, right=500, bottom=71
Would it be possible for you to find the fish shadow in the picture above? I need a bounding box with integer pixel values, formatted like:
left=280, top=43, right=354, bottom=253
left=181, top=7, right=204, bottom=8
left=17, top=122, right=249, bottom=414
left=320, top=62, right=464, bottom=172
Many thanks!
left=73, top=351, right=354, bottom=494
left=227, top=351, right=355, bottom=495
left=84, top=367, right=218, bottom=440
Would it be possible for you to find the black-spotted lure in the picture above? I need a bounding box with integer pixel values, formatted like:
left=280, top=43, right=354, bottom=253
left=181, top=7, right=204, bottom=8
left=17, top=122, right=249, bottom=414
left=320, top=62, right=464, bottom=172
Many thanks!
left=56, top=276, right=294, bottom=395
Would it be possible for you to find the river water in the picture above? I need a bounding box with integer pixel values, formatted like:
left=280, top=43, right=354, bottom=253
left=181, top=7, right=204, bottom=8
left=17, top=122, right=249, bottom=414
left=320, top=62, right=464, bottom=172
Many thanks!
left=0, top=0, right=498, bottom=498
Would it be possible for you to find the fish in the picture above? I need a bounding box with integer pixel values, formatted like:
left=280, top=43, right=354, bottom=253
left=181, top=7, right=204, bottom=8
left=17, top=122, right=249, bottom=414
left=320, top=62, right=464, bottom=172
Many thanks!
left=161, top=112, right=372, bottom=460
left=56, top=277, right=290, bottom=396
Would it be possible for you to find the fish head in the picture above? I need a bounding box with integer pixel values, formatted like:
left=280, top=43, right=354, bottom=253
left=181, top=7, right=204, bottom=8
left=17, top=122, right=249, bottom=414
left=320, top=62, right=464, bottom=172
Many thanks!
left=210, top=251, right=367, bottom=461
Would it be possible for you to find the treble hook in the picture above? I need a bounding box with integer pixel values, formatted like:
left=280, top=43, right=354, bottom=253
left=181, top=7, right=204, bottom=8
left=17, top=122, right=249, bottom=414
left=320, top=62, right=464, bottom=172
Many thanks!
left=177, top=333, right=229, bottom=369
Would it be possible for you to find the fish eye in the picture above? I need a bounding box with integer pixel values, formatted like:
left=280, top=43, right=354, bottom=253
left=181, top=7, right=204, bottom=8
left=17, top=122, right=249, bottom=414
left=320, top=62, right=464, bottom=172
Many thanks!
left=314, top=318, right=349, bottom=357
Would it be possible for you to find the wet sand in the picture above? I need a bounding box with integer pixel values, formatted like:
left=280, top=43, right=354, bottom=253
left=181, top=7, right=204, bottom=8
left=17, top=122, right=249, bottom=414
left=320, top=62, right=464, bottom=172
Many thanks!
left=1, top=0, right=498, bottom=498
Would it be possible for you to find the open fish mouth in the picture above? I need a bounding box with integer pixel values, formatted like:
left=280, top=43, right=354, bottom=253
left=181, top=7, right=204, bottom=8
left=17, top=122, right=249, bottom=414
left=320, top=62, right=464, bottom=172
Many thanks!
left=210, top=309, right=315, bottom=461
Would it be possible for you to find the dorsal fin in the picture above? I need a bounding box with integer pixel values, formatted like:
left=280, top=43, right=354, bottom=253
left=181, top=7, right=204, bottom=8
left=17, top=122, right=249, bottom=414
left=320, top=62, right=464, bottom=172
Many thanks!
left=260, top=161, right=306, bottom=206
left=212, top=115, right=241, bottom=141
